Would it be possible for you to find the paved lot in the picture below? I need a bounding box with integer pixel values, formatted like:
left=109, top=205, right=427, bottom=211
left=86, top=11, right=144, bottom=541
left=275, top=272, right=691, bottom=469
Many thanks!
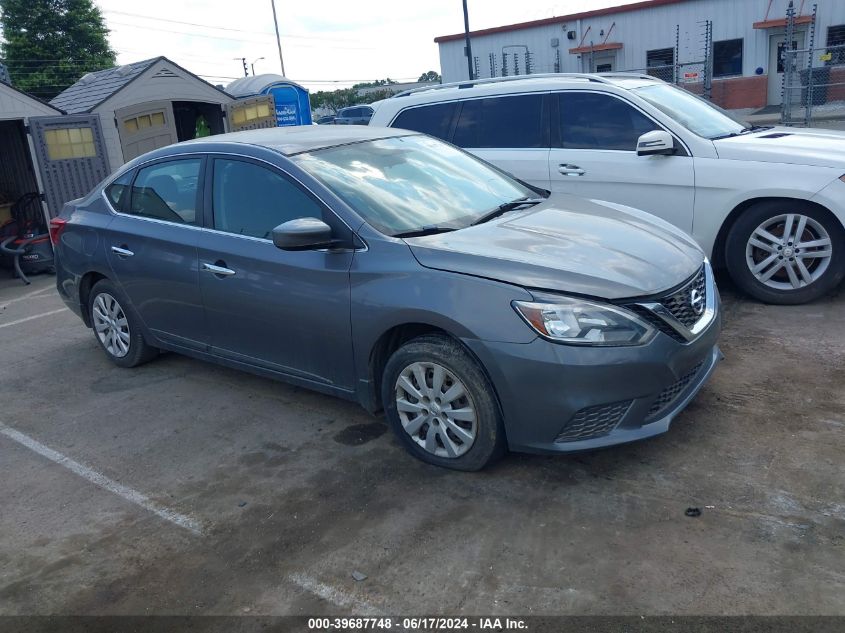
left=0, top=272, right=843, bottom=616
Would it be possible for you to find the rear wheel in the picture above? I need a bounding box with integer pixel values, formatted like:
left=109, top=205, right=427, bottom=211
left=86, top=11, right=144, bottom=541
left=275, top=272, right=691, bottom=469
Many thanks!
left=382, top=335, right=505, bottom=471
left=725, top=201, right=845, bottom=304
left=88, top=279, right=158, bottom=368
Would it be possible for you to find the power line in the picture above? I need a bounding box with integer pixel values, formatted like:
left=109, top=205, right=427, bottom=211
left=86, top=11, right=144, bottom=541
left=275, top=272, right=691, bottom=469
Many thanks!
left=103, top=9, right=360, bottom=42
left=107, top=21, right=375, bottom=50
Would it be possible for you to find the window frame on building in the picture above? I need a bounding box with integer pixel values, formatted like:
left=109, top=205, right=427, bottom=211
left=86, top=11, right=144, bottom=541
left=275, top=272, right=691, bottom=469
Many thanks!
left=713, top=38, right=744, bottom=78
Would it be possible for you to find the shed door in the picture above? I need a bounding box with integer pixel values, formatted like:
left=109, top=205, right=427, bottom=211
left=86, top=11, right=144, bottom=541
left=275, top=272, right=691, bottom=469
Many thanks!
left=225, top=95, right=277, bottom=132
left=29, top=114, right=110, bottom=218
left=116, top=101, right=178, bottom=161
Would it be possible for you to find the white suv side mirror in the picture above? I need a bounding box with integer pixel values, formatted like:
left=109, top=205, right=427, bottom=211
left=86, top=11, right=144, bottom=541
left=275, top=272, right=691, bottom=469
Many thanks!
left=637, top=130, right=676, bottom=156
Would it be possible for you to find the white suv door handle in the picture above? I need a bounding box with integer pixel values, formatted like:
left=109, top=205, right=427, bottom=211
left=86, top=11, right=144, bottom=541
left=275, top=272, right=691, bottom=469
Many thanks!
left=110, top=246, right=134, bottom=257
left=202, top=262, right=236, bottom=277
left=558, top=164, right=586, bottom=176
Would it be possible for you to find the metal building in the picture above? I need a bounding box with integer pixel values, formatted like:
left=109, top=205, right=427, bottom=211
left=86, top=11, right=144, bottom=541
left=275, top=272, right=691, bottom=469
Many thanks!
left=435, top=0, right=845, bottom=109
left=0, top=81, right=109, bottom=220
left=50, top=57, right=234, bottom=172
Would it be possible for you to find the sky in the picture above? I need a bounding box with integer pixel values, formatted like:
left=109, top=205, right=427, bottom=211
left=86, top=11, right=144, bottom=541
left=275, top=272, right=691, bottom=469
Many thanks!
left=97, top=0, right=642, bottom=92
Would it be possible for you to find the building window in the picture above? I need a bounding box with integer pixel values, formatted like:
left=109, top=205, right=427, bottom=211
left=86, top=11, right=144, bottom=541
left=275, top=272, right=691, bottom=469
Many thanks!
left=231, top=102, right=272, bottom=126
left=827, top=25, right=845, bottom=65
left=124, top=112, right=166, bottom=134
left=646, top=48, right=674, bottom=81
left=44, top=127, right=97, bottom=160
left=713, top=39, right=743, bottom=77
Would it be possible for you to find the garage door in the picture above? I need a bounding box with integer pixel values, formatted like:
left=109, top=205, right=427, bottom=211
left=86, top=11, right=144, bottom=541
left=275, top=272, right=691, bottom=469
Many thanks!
left=116, top=101, right=178, bottom=161
left=29, top=114, right=111, bottom=218
left=226, top=95, right=277, bottom=132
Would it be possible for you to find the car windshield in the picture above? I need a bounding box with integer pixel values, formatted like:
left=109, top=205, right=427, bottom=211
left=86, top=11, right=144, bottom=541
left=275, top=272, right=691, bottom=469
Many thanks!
left=292, top=134, right=536, bottom=236
left=633, top=83, right=747, bottom=139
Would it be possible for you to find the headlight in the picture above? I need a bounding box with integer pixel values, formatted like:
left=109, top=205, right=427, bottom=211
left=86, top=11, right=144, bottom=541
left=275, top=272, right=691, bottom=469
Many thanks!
left=513, top=297, right=655, bottom=346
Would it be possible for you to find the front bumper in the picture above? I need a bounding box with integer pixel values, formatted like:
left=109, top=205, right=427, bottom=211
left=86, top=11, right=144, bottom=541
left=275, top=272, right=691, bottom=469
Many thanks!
left=463, top=307, right=722, bottom=454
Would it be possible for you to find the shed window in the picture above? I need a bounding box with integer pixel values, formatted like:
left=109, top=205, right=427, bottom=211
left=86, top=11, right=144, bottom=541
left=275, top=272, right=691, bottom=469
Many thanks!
left=827, top=25, right=845, bottom=65
left=44, top=127, right=97, bottom=160
left=646, top=48, right=674, bottom=81
left=713, top=39, right=743, bottom=77
left=231, top=103, right=272, bottom=125
left=124, top=112, right=166, bottom=134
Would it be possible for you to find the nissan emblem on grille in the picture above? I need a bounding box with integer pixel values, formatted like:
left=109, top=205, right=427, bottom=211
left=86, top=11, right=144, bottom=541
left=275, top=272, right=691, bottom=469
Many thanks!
left=690, top=288, right=705, bottom=315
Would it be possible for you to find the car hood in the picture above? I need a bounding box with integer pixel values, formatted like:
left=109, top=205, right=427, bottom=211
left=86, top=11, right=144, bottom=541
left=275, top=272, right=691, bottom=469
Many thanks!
left=715, top=126, right=845, bottom=168
left=404, top=194, right=704, bottom=300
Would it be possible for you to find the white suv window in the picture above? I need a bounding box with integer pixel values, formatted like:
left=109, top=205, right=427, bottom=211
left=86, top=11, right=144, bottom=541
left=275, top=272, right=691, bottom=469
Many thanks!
left=559, top=92, right=657, bottom=151
left=452, top=94, right=545, bottom=148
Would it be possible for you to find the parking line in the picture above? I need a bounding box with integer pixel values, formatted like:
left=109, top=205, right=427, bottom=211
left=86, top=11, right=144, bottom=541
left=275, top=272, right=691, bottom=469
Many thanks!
left=0, top=308, right=67, bottom=329
left=0, top=424, right=204, bottom=536
left=288, top=573, right=383, bottom=615
left=0, top=285, right=55, bottom=310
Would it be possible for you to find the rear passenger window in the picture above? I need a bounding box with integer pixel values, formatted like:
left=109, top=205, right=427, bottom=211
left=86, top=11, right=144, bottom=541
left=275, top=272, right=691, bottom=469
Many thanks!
left=129, top=159, right=202, bottom=224
left=392, top=103, right=457, bottom=141
left=212, top=159, right=323, bottom=239
left=559, top=92, right=658, bottom=151
left=452, top=94, right=545, bottom=149
left=105, top=171, right=133, bottom=210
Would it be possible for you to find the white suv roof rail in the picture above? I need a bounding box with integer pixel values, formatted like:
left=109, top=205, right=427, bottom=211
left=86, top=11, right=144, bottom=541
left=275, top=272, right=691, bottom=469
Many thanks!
left=390, top=73, right=618, bottom=98
left=598, top=72, right=663, bottom=81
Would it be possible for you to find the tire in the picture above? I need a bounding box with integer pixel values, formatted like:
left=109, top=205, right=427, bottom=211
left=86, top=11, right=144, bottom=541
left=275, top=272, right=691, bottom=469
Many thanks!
left=382, top=334, right=505, bottom=471
left=88, top=279, right=158, bottom=368
left=725, top=200, right=845, bottom=304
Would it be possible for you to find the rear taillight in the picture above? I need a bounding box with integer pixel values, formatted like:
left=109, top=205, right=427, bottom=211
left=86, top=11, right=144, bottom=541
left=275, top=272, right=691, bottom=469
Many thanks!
left=49, top=217, right=67, bottom=245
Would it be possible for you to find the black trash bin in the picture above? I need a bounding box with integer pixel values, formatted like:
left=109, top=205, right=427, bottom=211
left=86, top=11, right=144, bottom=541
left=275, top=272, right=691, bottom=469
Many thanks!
left=801, top=66, right=831, bottom=105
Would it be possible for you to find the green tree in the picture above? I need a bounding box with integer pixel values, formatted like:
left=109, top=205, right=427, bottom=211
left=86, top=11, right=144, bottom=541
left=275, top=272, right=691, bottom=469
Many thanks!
left=0, top=0, right=115, bottom=99
left=418, top=70, right=441, bottom=83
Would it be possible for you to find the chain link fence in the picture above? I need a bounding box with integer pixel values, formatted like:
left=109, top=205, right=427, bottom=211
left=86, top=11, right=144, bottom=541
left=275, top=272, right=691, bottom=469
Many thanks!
left=782, top=43, right=845, bottom=126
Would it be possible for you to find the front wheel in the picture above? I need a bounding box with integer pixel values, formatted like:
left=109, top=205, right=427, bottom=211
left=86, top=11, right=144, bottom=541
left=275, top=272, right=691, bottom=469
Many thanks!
left=382, top=335, right=505, bottom=471
left=725, top=201, right=845, bottom=304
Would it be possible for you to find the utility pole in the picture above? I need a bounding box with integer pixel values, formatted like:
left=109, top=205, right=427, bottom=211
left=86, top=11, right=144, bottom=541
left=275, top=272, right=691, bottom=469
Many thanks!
left=234, top=57, right=248, bottom=77
left=271, top=0, right=286, bottom=76
left=252, top=57, right=265, bottom=76
left=463, top=0, right=474, bottom=80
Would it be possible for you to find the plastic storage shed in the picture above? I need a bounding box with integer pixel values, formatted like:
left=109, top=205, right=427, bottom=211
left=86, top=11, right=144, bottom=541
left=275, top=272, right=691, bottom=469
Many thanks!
left=226, top=74, right=313, bottom=127
left=0, top=81, right=110, bottom=219
left=51, top=57, right=234, bottom=171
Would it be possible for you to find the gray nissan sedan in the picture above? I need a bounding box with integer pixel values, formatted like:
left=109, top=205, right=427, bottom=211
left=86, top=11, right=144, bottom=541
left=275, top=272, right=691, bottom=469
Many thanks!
left=53, top=127, right=721, bottom=470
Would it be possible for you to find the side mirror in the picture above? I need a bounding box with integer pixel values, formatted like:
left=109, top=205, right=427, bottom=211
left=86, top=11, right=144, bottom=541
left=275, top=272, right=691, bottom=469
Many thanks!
left=272, top=218, right=335, bottom=251
left=637, top=130, right=676, bottom=156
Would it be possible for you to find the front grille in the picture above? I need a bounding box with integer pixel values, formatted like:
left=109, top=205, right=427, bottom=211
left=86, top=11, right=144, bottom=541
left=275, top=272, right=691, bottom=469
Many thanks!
left=662, top=266, right=706, bottom=328
left=627, top=305, right=686, bottom=343
left=555, top=400, right=632, bottom=443
left=646, top=361, right=705, bottom=419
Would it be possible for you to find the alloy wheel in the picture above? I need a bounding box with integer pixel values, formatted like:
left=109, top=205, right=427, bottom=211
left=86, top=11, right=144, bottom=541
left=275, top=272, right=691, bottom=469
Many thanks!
left=394, top=361, right=477, bottom=459
left=746, top=213, right=833, bottom=290
left=92, top=293, right=131, bottom=358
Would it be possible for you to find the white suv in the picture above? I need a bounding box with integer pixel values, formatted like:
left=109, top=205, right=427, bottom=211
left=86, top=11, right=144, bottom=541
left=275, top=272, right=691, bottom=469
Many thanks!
left=369, top=73, right=845, bottom=304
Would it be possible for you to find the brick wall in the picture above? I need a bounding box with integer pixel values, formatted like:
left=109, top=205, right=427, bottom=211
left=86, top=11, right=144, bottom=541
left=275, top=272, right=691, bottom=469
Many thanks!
left=709, top=75, right=768, bottom=110
left=826, top=66, right=845, bottom=102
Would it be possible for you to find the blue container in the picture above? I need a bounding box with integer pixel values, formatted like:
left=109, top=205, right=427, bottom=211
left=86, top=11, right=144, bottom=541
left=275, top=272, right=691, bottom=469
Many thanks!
left=226, top=74, right=313, bottom=127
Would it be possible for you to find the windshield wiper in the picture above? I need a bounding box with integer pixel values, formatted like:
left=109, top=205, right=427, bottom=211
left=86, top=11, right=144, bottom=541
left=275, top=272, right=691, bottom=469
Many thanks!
left=470, top=197, right=546, bottom=227
left=392, top=225, right=457, bottom=238
left=711, top=125, right=772, bottom=140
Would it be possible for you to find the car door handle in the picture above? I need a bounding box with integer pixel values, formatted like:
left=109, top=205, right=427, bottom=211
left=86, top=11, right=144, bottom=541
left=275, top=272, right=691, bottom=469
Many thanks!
left=558, top=164, right=585, bottom=176
left=110, top=246, right=134, bottom=257
left=202, top=262, right=236, bottom=277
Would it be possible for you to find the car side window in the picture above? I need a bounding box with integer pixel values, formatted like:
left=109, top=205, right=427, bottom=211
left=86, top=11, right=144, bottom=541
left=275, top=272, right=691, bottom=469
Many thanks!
left=559, top=92, right=658, bottom=151
left=212, top=159, right=324, bottom=239
left=104, top=170, right=133, bottom=211
left=129, top=159, right=202, bottom=224
left=452, top=94, right=545, bottom=149
left=392, top=103, right=457, bottom=141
